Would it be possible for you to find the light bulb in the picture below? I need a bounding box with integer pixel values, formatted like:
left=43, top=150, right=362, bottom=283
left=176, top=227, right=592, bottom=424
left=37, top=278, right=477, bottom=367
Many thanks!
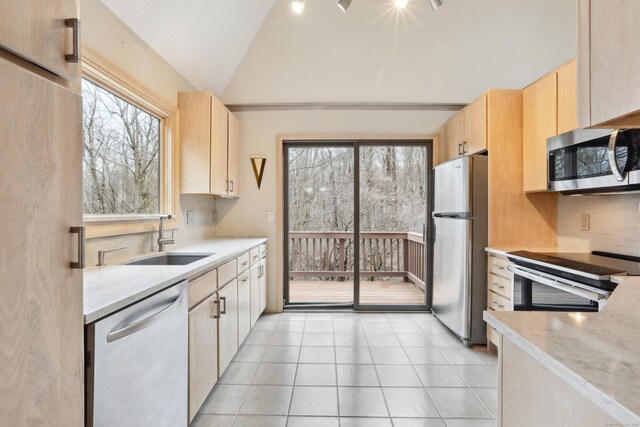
left=291, top=0, right=305, bottom=14
left=395, top=0, right=408, bottom=8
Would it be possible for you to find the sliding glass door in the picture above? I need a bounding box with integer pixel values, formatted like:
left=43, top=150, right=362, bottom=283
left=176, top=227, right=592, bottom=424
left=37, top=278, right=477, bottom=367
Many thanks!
left=284, top=140, right=432, bottom=311
left=355, top=144, right=431, bottom=310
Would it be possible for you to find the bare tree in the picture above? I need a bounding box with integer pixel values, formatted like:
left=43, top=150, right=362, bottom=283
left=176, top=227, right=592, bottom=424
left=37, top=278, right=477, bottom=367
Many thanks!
left=82, top=79, right=160, bottom=215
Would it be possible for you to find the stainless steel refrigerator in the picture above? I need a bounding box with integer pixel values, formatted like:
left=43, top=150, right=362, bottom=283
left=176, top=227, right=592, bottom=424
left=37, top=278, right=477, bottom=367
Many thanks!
left=432, top=155, right=488, bottom=346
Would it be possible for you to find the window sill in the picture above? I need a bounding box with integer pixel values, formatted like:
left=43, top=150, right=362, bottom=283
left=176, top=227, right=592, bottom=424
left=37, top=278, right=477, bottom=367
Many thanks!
left=84, top=216, right=178, bottom=239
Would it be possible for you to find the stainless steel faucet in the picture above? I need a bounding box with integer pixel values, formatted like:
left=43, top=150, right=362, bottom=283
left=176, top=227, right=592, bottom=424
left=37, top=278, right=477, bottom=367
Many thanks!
left=97, top=246, right=127, bottom=266
left=158, top=214, right=175, bottom=252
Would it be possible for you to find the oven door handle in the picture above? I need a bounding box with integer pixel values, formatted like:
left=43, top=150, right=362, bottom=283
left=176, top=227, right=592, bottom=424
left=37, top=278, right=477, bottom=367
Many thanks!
left=507, top=265, right=607, bottom=302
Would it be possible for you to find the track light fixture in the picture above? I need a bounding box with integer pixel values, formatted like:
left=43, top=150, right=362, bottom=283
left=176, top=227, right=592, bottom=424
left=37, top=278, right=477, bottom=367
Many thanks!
left=429, top=0, right=444, bottom=11
left=291, top=0, right=305, bottom=14
left=337, top=0, right=352, bottom=12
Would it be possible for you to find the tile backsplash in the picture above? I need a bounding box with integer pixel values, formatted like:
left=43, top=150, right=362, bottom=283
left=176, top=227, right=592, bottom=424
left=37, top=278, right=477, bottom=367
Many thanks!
left=557, top=193, right=640, bottom=256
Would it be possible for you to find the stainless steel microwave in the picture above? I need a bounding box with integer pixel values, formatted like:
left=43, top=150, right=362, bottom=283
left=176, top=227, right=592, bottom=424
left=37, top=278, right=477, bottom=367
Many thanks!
left=547, top=128, right=640, bottom=194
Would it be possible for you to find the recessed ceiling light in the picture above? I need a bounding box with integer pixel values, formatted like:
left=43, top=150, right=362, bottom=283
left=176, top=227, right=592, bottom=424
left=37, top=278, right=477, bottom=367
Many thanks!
left=338, top=0, right=352, bottom=12
left=429, top=0, right=444, bottom=10
left=291, top=0, right=305, bottom=14
left=395, top=0, right=408, bottom=8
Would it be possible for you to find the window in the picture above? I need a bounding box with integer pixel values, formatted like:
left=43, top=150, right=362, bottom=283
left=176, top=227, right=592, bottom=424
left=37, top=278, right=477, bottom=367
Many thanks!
left=82, top=78, right=161, bottom=215
left=80, top=57, right=177, bottom=225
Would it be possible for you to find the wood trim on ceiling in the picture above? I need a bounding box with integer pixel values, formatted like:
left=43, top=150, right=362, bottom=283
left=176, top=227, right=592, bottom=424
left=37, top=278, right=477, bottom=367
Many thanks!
left=227, top=102, right=467, bottom=112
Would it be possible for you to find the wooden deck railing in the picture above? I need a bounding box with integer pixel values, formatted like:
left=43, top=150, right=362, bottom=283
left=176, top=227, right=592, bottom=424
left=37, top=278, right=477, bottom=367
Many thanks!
left=289, top=231, right=425, bottom=290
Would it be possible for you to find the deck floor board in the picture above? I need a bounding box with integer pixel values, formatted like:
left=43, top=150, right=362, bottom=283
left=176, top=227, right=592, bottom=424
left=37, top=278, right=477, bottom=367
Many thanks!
left=289, top=280, right=425, bottom=305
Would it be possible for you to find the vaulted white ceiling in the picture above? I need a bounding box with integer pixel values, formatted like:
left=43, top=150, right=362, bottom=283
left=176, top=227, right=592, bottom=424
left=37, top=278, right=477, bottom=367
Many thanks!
left=102, top=0, right=577, bottom=104
left=100, top=0, right=277, bottom=95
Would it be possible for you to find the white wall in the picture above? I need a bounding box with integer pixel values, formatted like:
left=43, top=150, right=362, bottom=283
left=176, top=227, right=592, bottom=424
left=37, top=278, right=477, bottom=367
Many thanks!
left=557, top=194, right=640, bottom=257
left=81, top=0, right=217, bottom=264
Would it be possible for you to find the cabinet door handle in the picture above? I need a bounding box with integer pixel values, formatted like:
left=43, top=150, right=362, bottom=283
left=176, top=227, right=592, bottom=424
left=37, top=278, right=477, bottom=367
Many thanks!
left=70, top=226, right=85, bottom=269
left=462, top=141, right=467, bottom=153
left=242, top=261, right=249, bottom=266
left=64, top=18, right=81, bottom=63
left=492, top=264, right=505, bottom=270
left=211, top=300, right=219, bottom=319
left=492, top=282, right=505, bottom=289
left=491, top=300, right=504, bottom=309
left=242, top=276, right=249, bottom=282
left=458, top=143, right=463, bottom=155
left=230, top=181, right=234, bottom=192
left=220, top=296, right=227, bottom=314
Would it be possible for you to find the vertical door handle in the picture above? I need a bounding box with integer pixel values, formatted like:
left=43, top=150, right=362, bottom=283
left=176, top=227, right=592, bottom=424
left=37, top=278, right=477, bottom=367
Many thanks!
left=64, top=18, right=81, bottom=63
left=229, top=180, right=234, bottom=193
left=458, top=143, right=463, bottom=155
left=211, top=300, right=219, bottom=319
left=607, top=129, right=627, bottom=182
left=220, top=296, right=227, bottom=314
left=462, top=141, right=467, bottom=154
left=70, top=226, right=85, bottom=269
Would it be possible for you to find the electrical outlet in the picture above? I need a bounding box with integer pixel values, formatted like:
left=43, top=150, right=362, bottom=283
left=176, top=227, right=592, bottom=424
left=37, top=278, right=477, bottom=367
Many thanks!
left=267, top=211, right=275, bottom=223
left=580, top=213, right=590, bottom=231
left=186, top=210, right=194, bottom=224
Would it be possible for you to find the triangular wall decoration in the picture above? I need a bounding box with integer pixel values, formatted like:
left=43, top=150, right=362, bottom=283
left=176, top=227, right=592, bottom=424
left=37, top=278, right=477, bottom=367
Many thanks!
left=251, top=156, right=266, bottom=189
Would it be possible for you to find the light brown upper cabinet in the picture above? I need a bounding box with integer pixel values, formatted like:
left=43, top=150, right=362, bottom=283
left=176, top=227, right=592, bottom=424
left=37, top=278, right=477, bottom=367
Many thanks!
left=523, top=72, right=557, bottom=193
left=463, top=94, right=488, bottom=155
left=0, top=0, right=80, bottom=80
left=523, top=59, right=578, bottom=193
left=445, top=112, right=464, bottom=160
left=443, top=94, right=488, bottom=161
left=557, top=60, right=579, bottom=134
left=578, top=0, right=640, bottom=127
left=179, top=92, right=240, bottom=197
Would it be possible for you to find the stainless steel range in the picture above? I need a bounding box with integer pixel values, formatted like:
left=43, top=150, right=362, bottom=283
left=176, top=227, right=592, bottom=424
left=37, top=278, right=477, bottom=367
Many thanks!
left=506, top=251, right=640, bottom=312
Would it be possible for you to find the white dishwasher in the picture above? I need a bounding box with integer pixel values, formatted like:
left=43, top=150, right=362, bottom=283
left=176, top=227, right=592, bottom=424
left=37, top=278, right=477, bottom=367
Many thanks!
left=85, top=281, right=188, bottom=427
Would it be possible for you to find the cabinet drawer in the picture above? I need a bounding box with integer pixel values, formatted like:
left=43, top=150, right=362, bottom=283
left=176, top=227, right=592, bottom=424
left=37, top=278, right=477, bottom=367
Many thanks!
left=249, top=248, right=260, bottom=265
left=488, top=273, right=512, bottom=300
left=217, top=259, right=237, bottom=287
left=488, top=255, right=510, bottom=279
left=237, top=252, right=250, bottom=273
left=487, top=324, right=501, bottom=347
left=259, top=244, right=267, bottom=259
left=488, top=290, right=511, bottom=312
left=188, top=269, right=217, bottom=309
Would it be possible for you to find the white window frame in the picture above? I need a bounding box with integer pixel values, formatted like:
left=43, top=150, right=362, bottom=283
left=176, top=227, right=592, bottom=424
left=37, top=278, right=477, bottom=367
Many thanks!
left=81, top=56, right=178, bottom=229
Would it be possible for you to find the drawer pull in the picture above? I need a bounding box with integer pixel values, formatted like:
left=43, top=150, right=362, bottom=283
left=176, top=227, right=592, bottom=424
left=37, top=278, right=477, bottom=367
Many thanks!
left=491, top=301, right=504, bottom=309
left=241, top=276, right=249, bottom=282
left=492, top=282, right=505, bottom=289
left=492, top=264, right=505, bottom=270
left=241, top=261, right=249, bottom=266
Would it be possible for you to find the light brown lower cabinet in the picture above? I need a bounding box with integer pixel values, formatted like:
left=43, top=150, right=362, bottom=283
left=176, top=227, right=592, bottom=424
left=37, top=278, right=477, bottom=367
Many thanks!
left=500, top=337, right=617, bottom=426
left=218, top=280, right=239, bottom=375
left=188, top=294, right=218, bottom=422
left=250, top=263, right=261, bottom=327
left=237, top=269, right=251, bottom=345
left=259, top=259, right=268, bottom=314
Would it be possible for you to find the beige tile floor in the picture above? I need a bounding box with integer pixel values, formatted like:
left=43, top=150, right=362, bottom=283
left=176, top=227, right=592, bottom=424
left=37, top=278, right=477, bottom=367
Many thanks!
left=191, top=312, right=498, bottom=427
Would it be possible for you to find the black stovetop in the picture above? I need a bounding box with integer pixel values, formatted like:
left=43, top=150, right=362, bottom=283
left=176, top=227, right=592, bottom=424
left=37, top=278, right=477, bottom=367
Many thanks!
left=507, top=250, right=640, bottom=278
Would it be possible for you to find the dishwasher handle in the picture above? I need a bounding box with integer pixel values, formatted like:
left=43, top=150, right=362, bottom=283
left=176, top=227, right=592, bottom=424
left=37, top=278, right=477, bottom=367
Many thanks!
left=107, top=293, right=184, bottom=343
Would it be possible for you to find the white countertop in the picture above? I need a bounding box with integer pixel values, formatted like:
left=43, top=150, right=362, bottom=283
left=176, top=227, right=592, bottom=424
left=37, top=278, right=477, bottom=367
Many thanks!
left=484, top=275, right=640, bottom=424
left=83, top=237, right=267, bottom=324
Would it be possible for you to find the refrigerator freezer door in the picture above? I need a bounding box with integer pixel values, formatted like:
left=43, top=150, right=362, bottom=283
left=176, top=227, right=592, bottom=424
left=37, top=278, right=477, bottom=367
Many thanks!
left=434, top=157, right=471, bottom=215
left=432, top=217, right=472, bottom=340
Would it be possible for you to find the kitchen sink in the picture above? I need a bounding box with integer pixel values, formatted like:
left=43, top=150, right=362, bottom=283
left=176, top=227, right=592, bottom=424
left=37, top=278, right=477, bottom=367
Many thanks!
left=125, top=254, right=214, bottom=266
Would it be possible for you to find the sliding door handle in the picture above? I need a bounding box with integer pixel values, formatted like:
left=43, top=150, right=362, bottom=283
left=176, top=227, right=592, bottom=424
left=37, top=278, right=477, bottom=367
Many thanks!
left=70, top=226, right=85, bottom=269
